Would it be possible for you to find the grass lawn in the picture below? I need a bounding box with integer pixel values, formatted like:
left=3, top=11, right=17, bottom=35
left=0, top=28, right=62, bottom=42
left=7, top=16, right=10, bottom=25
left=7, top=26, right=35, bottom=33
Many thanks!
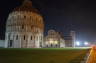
left=0, top=48, right=90, bottom=63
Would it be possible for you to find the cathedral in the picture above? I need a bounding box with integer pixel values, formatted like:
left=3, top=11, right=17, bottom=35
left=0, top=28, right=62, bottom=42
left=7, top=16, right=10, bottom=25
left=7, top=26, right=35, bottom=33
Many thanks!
left=5, top=0, right=44, bottom=48
left=44, top=30, right=65, bottom=48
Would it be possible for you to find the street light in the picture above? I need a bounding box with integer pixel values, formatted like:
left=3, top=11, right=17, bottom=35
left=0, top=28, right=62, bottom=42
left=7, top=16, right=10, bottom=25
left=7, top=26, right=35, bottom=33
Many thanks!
left=76, top=41, right=80, bottom=46
left=84, top=41, right=89, bottom=46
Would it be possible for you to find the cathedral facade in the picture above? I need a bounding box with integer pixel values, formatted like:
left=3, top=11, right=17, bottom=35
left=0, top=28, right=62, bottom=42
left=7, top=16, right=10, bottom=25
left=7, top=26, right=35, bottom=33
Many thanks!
left=5, top=0, right=44, bottom=48
left=44, top=30, right=65, bottom=48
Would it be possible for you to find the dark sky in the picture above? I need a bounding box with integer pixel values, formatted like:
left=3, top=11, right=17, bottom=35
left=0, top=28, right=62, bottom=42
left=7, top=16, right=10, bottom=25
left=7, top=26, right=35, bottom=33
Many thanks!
left=0, top=0, right=96, bottom=42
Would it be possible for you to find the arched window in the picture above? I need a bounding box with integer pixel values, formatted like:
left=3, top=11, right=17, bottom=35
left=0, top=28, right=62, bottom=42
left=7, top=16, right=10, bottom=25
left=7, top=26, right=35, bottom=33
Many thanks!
left=31, top=36, right=32, bottom=40
left=16, top=35, right=18, bottom=40
left=22, top=25, right=24, bottom=29
left=24, top=16, right=26, bottom=19
left=8, top=40, right=13, bottom=47
left=24, top=35, right=25, bottom=40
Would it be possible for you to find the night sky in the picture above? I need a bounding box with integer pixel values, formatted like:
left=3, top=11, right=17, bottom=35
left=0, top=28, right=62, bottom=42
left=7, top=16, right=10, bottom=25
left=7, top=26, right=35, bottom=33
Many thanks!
left=0, top=0, right=96, bottom=42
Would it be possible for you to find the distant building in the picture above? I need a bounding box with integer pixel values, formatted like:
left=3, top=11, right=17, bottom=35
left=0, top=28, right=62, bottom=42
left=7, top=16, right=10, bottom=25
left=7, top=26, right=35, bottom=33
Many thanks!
left=64, top=31, right=76, bottom=47
left=64, top=36, right=73, bottom=47
left=5, top=0, right=44, bottom=48
left=44, top=30, right=65, bottom=48
left=70, top=31, right=76, bottom=47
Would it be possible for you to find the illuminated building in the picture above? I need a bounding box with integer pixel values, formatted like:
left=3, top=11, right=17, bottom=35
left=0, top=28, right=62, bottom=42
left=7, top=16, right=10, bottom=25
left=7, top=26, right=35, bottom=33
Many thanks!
left=44, top=30, right=65, bottom=48
left=5, top=0, right=44, bottom=48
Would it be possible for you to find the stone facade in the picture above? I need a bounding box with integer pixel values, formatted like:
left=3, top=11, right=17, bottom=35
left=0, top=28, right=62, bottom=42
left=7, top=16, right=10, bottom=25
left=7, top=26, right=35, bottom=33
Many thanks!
left=44, top=30, right=65, bottom=48
left=0, top=40, right=5, bottom=48
left=5, top=0, right=44, bottom=48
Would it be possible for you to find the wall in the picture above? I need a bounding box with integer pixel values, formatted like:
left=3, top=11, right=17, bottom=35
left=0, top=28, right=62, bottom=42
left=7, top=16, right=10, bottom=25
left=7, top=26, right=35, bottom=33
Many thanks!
left=0, top=40, right=5, bottom=48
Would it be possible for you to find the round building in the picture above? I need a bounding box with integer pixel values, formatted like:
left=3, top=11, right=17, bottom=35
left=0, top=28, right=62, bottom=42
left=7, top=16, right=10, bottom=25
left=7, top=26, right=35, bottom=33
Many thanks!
left=5, top=0, right=44, bottom=48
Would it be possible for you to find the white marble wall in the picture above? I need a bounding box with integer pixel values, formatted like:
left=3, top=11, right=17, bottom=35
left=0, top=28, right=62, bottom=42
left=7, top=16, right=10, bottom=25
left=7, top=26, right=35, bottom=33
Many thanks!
left=5, top=11, right=44, bottom=48
left=0, top=40, right=5, bottom=48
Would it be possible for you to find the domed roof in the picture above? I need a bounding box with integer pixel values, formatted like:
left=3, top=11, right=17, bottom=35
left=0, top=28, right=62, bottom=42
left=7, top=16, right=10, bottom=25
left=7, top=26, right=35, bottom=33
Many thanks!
left=14, top=0, right=39, bottom=14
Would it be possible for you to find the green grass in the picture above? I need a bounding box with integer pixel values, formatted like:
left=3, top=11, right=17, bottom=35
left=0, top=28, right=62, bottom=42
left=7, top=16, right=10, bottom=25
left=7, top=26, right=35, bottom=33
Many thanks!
left=0, top=48, right=90, bottom=63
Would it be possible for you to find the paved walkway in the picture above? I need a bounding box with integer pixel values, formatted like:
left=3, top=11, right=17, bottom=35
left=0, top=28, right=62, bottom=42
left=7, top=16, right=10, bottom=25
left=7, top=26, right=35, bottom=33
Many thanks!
left=86, top=47, right=96, bottom=63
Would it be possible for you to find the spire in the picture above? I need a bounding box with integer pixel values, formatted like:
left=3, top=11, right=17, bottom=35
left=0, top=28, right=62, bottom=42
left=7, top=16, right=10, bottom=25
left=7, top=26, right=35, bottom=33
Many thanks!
left=22, top=0, right=32, bottom=7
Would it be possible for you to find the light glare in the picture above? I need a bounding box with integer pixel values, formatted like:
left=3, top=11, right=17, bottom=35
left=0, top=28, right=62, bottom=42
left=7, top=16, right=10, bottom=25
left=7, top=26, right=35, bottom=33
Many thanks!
left=76, top=41, right=80, bottom=46
left=84, top=42, right=89, bottom=45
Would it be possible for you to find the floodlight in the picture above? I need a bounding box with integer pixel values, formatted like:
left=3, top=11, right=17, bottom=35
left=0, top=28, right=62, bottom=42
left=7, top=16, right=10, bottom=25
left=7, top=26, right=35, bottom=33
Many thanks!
left=84, top=41, right=89, bottom=45
left=76, top=41, right=80, bottom=46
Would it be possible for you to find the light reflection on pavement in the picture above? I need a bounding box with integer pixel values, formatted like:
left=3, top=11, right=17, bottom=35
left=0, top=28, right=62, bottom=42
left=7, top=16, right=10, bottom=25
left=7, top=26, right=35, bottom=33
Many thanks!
left=86, top=47, right=96, bottom=63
